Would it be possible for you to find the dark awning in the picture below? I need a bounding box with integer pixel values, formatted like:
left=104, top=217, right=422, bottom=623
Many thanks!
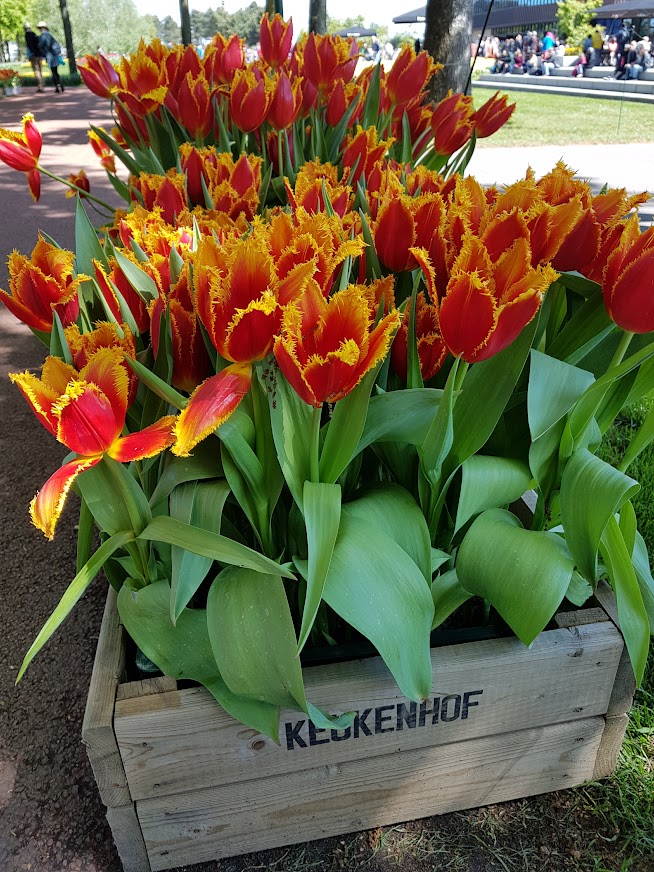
left=392, top=5, right=426, bottom=24
left=590, top=0, right=654, bottom=15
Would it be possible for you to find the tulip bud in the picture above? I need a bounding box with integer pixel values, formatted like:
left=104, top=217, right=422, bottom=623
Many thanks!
left=431, top=91, right=475, bottom=157
left=259, top=14, right=293, bottom=69
left=473, top=91, right=516, bottom=138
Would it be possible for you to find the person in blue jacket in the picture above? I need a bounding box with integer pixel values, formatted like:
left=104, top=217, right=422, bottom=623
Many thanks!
left=37, top=21, right=64, bottom=93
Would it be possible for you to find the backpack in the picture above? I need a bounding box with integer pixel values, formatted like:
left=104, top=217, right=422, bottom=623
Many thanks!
left=51, top=37, right=61, bottom=56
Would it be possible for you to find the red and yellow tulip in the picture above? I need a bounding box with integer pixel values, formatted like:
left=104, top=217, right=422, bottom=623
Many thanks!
left=88, top=129, right=116, bottom=173
left=229, top=68, right=273, bottom=133
left=431, top=92, right=475, bottom=157
left=0, top=113, right=42, bottom=201
left=78, top=54, right=121, bottom=98
left=268, top=71, right=303, bottom=131
left=386, top=47, right=441, bottom=108
left=65, top=169, right=90, bottom=198
left=259, top=13, right=293, bottom=69
left=10, top=349, right=175, bottom=538
left=302, top=33, right=358, bottom=92
left=0, top=237, right=81, bottom=332
left=203, top=33, right=245, bottom=85
left=473, top=92, right=516, bottom=138
left=274, top=284, right=400, bottom=407
left=391, top=292, right=446, bottom=382
left=602, top=224, right=654, bottom=333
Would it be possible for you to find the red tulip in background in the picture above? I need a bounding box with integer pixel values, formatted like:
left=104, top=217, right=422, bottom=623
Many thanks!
left=0, top=113, right=42, bottom=200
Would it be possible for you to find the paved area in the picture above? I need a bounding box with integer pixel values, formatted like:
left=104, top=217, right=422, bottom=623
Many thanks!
left=0, top=88, right=652, bottom=872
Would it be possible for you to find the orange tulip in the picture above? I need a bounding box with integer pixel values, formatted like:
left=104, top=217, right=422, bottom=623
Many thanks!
left=130, top=172, right=187, bottom=225
left=229, top=68, right=273, bottom=133
left=65, top=321, right=138, bottom=406
left=302, top=33, right=358, bottom=92
left=391, top=292, right=446, bottom=382
left=386, top=47, right=441, bottom=107
left=259, top=13, right=293, bottom=69
left=10, top=349, right=175, bottom=538
left=341, top=127, right=391, bottom=187
left=324, top=80, right=363, bottom=128
left=602, top=225, right=654, bottom=333
left=117, top=41, right=169, bottom=116
left=274, top=284, right=400, bottom=407
left=431, top=92, right=475, bottom=156
left=88, top=129, right=116, bottom=173
left=203, top=33, right=245, bottom=85
left=268, top=71, right=302, bottom=130
left=0, top=113, right=42, bottom=201
left=94, top=259, right=150, bottom=335
left=286, top=160, right=352, bottom=218
left=373, top=192, right=447, bottom=276
left=437, top=235, right=557, bottom=363
left=473, top=91, right=515, bottom=138
left=0, top=237, right=81, bottom=332
left=78, top=53, right=121, bottom=98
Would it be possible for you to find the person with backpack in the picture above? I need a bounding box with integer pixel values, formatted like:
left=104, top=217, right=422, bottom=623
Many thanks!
left=37, top=21, right=64, bottom=93
left=23, top=24, right=45, bottom=92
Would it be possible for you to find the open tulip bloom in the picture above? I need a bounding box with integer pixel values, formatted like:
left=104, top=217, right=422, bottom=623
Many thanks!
left=2, top=17, right=654, bottom=739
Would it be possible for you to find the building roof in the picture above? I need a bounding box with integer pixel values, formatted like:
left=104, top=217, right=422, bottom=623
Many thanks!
left=392, top=5, right=426, bottom=24
left=590, top=0, right=654, bottom=16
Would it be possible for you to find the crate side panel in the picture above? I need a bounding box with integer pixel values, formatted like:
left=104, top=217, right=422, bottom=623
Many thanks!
left=115, top=623, right=621, bottom=801
left=139, top=716, right=604, bottom=871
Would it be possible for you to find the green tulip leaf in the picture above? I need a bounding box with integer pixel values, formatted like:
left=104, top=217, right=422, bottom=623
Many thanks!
left=455, top=455, right=533, bottom=535
left=432, top=568, right=472, bottom=630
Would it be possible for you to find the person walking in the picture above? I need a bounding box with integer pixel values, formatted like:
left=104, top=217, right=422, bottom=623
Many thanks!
left=37, top=21, right=64, bottom=93
left=23, top=24, right=45, bottom=92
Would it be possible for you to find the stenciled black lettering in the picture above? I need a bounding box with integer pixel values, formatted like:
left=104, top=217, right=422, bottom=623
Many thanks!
left=462, top=690, right=483, bottom=719
left=353, top=708, right=373, bottom=738
left=331, top=726, right=351, bottom=741
left=441, top=694, right=462, bottom=722
left=375, top=705, right=395, bottom=734
left=285, top=720, right=307, bottom=750
left=396, top=702, right=417, bottom=730
left=419, top=698, right=439, bottom=727
left=308, top=721, right=330, bottom=746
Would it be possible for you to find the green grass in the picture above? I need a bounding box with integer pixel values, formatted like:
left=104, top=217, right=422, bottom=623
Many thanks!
left=472, top=88, right=654, bottom=148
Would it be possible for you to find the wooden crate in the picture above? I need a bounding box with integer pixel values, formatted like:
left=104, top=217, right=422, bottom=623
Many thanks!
left=83, top=583, right=634, bottom=872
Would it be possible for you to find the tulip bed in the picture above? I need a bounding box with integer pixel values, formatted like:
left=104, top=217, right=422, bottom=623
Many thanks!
left=0, top=16, right=653, bottom=743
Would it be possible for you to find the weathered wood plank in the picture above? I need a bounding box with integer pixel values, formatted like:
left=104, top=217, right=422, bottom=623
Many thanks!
left=593, top=714, right=629, bottom=780
left=82, top=587, right=131, bottom=808
left=595, top=581, right=637, bottom=716
left=106, top=803, right=151, bottom=872
left=139, top=716, right=605, bottom=871
left=117, top=678, right=178, bottom=702
left=115, top=622, right=622, bottom=801
left=554, top=608, right=609, bottom=629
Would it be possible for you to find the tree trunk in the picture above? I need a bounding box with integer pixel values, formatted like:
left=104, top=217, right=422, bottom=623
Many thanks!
left=58, top=0, right=77, bottom=74
left=180, top=0, right=191, bottom=46
left=423, top=0, right=472, bottom=102
left=308, top=0, right=327, bottom=35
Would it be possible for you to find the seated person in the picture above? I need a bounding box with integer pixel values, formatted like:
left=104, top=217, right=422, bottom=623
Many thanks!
left=625, top=43, right=653, bottom=79
left=542, top=49, right=556, bottom=76
left=510, top=49, right=525, bottom=73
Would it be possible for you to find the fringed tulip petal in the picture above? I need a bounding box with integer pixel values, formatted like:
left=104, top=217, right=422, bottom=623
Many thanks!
left=30, top=456, right=101, bottom=540
left=605, top=247, right=654, bottom=333
left=80, top=347, right=130, bottom=428
left=108, top=416, right=177, bottom=462
left=173, top=363, right=252, bottom=456
left=439, top=273, right=498, bottom=362
left=55, top=381, right=121, bottom=456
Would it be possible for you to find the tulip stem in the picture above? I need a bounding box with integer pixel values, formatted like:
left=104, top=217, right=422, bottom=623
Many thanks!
left=454, top=360, right=469, bottom=393
left=609, top=331, right=635, bottom=370
left=310, top=405, right=322, bottom=483
left=38, top=166, right=115, bottom=212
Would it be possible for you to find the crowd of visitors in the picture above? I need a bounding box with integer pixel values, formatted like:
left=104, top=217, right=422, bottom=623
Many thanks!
left=483, top=23, right=653, bottom=81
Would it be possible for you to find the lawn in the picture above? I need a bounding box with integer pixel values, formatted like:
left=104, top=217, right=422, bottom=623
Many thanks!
left=472, top=88, right=654, bottom=148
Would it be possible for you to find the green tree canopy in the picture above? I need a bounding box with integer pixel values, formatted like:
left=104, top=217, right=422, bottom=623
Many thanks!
left=1, top=0, right=31, bottom=47
left=556, top=0, right=599, bottom=47
left=29, top=0, right=155, bottom=54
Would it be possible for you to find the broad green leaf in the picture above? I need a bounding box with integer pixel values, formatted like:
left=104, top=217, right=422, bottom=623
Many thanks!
left=565, top=571, right=594, bottom=607
left=431, top=548, right=451, bottom=574
left=355, top=388, right=442, bottom=454
left=633, top=531, right=654, bottom=629
left=77, top=457, right=152, bottom=536
left=265, top=371, right=313, bottom=508
left=457, top=509, right=574, bottom=646
left=297, top=482, right=341, bottom=653
left=117, top=580, right=280, bottom=740
left=362, top=60, right=382, bottom=129
left=49, top=311, right=73, bottom=365
left=320, top=367, right=378, bottom=484
left=421, top=357, right=459, bottom=485
left=138, top=515, right=294, bottom=578
left=600, top=515, right=650, bottom=685
left=455, top=456, right=533, bottom=535
left=556, top=271, right=602, bottom=299
left=342, top=484, right=431, bottom=584
left=170, top=480, right=230, bottom=623
left=220, top=443, right=260, bottom=543
left=528, top=350, right=595, bottom=440
left=251, top=372, right=284, bottom=515
left=207, top=566, right=305, bottom=707
left=619, top=499, right=637, bottom=557
left=89, top=123, right=140, bottom=176
left=76, top=497, right=94, bottom=574
left=560, top=449, right=639, bottom=583
left=431, top=568, right=472, bottom=630
left=112, top=247, right=159, bottom=302
left=149, top=442, right=223, bottom=507
left=448, top=320, right=537, bottom=472
left=406, top=277, right=423, bottom=390
left=322, top=515, right=434, bottom=700
left=17, top=531, right=134, bottom=681
left=546, top=290, right=615, bottom=364
left=75, top=196, right=108, bottom=274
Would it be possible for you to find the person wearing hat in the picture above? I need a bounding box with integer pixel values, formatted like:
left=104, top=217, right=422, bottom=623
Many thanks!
left=23, top=24, right=45, bottom=92
left=37, top=21, right=65, bottom=93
